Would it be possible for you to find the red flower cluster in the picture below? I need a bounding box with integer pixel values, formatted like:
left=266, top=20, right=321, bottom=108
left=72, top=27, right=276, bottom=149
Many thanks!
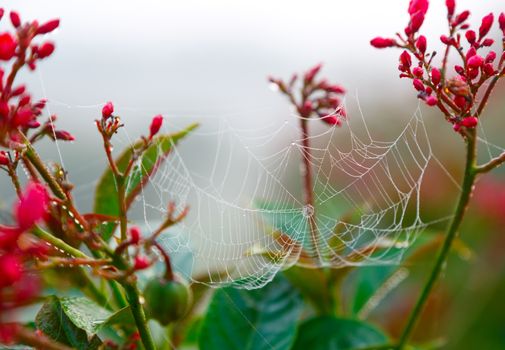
left=269, top=63, right=346, bottom=126
left=0, top=182, right=49, bottom=342
left=371, top=0, right=505, bottom=134
left=0, top=9, right=72, bottom=148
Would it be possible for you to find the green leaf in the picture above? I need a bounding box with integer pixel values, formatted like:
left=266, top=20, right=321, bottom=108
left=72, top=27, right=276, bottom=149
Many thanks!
left=292, top=316, right=388, bottom=350
left=35, top=296, right=106, bottom=350
left=93, top=123, right=197, bottom=239
left=198, top=274, right=304, bottom=350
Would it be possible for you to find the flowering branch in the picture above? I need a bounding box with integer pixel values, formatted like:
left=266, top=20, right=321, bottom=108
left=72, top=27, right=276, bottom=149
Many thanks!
left=371, top=1, right=505, bottom=348
left=269, top=64, right=346, bottom=256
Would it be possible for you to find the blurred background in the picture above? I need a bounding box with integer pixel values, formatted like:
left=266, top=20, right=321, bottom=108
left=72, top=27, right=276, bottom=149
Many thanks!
left=1, top=0, right=505, bottom=348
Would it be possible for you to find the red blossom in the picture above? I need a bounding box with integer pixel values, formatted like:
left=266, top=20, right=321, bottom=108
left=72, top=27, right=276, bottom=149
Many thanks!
left=465, top=30, right=476, bottom=44
left=303, top=63, right=322, bottom=84
left=413, top=79, right=425, bottom=91
left=54, top=130, right=75, bottom=141
left=133, top=256, right=151, bottom=270
left=479, top=13, right=494, bottom=39
left=102, top=101, right=114, bottom=119
left=149, top=114, right=163, bottom=139
left=9, top=11, right=20, bottom=28
left=467, top=55, right=484, bottom=69
left=425, top=95, right=438, bottom=106
left=461, top=116, right=478, bottom=128
left=0, top=32, right=17, bottom=61
left=128, top=226, right=141, bottom=245
left=36, top=19, right=60, bottom=35
left=499, top=13, right=505, bottom=35
left=431, top=68, right=441, bottom=85
left=415, top=35, right=427, bottom=54
left=37, top=42, right=55, bottom=59
left=453, top=10, right=470, bottom=26
left=446, top=0, right=455, bottom=17
left=0, top=254, right=23, bottom=287
left=370, top=37, right=397, bottom=48
left=0, top=151, right=8, bottom=165
left=15, top=182, right=49, bottom=230
left=408, top=0, right=429, bottom=16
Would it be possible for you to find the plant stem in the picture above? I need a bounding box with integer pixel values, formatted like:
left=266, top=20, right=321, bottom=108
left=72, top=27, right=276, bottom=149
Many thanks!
left=396, top=131, right=477, bottom=349
left=14, top=325, right=73, bottom=350
left=123, top=282, right=156, bottom=350
left=32, top=226, right=90, bottom=259
left=23, top=140, right=67, bottom=201
left=300, top=119, right=320, bottom=258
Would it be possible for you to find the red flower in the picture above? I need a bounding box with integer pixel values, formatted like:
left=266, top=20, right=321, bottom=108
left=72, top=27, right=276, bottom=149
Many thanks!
left=303, top=63, right=322, bottom=84
left=15, top=182, right=49, bottom=230
left=0, top=254, right=22, bottom=287
left=408, top=0, right=429, bottom=16
left=431, top=68, right=441, bottom=85
left=499, top=13, right=505, bottom=35
left=149, top=114, right=163, bottom=139
left=102, top=101, right=114, bottom=119
left=446, top=0, right=455, bottom=17
left=370, top=37, right=397, bottom=48
left=415, top=35, right=427, bottom=54
left=0, top=151, right=8, bottom=165
left=133, top=256, right=151, bottom=270
left=479, top=13, right=494, bottom=39
left=37, top=42, right=55, bottom=59
left=9, top=11, right=21, bottom=28
left=54, top=130, right=75, bottom=141
left=128, top=226, right=141, bottom=245
left=0, top=32, right=17, bottom=61
left=36, top=19, right=60, bottom=35
left=467, top=55, right=484, bottom=69
left=462, top=116, right=478, bottom=128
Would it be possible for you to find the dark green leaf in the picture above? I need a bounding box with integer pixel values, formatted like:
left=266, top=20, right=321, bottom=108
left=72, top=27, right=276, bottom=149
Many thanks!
left=292, top=316, right=388, bottom=350
left=35, top=296, right=104, bottom=350
left=198, top=274, right=304, bottom=350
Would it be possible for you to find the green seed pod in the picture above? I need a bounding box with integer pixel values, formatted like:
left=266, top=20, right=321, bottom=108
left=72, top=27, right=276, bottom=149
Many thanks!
left=143, top=275, right=192, bottom=326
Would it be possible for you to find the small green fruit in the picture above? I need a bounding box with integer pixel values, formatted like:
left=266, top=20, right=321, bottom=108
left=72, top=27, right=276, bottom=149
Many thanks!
left=143, top=276, right=192, bottom=325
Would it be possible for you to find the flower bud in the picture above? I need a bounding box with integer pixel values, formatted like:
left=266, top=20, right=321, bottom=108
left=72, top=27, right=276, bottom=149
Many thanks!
left=399, top=50, right=412, bottom=71
left=9, top=11, right=21, bottom=28
left=454, top=65, right=465, bottom=75
left=479, top=13, right=494, bottom=39
left=320, top=114, right=341, bottom=126
left=0, top=32, right=16, bottom=61
left=462, top=116, right=478, bottom=128
left=325, top=85, right=346, bottom=94
left=128, top=226, right=141, bottom=244
left=486, top=51, right=497, bottom=63
left=465, top=30, right=476, bottom=44
left=37, top=42, right=55, bottom=59
left=408, top=11, right=425, bottom=34
left=415, top=35, right=427, bottom=54
left=499, top=13, right=505, bottom=35
left=413, top=67, right=424, bottom=77
left=299, top=100, right=312, bottom=118
left=431, top=68, right=441, bottom=85
left=370, top=37, right=397, bottom=48
left=102, top=101, right=114, bottom=119
left=54, top=130, right=75, bottom=141
left=0, top=151, right=9, bottom=166
left=0, top=254, right=22, bottom=287
left=413, top=79, right=425, bottom=91
left=446, top=0, right=455, bottom=17
left=303, top=63, right=322, bottom=84
left=36, top=19, right=60, bottom=35
left=483, top=63, right=495, bottom=76
left=15, top=182, right=49, bottom=231
left=481, top=38, right=494, bottom=47
left=149, top=115, right=163, bottom=138
left=134, top=256, right=151, bottom=270
left=467, top=55, right=484, bottom=69
left=453, top=10, right=470, bottom=26
left=425, top=95, right=438, bottom=106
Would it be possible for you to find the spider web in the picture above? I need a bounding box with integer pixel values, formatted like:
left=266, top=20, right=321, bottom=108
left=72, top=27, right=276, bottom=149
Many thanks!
left=120, top=100, right=438, bottom=289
